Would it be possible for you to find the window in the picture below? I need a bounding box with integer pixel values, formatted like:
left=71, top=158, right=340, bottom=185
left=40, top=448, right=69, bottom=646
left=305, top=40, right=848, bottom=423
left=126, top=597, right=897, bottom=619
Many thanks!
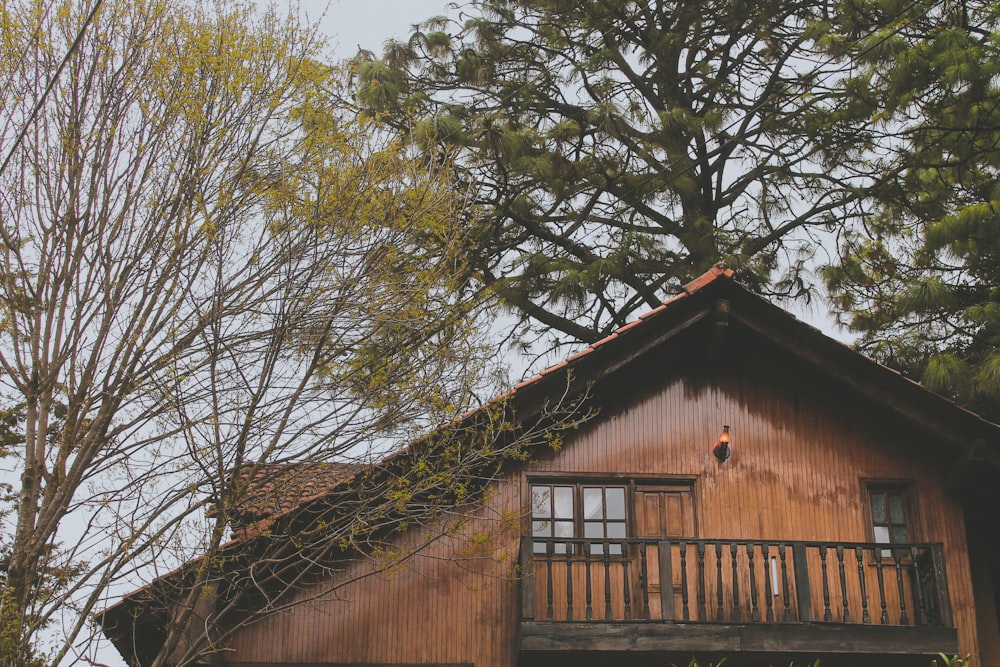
left=867, top=484, right=912, bottom=556
left=531, top=483, right=627, bottom=554
left=582, top=486, right=627, bottom=552
left=531, top=484, right=575, bottom=553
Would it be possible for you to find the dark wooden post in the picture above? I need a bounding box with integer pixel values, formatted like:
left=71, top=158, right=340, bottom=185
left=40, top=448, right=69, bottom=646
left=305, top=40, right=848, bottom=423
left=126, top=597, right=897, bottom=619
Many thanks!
left=793, top=542, right=812, bottom=622
left=762, top=544, right=775, bottom=623
left=910, top=546, right=929, bottom=625
left=730, top=542, right=741, bottom=622
left=748, top=543, right=760, bottom=622
left=680, top=541, right=690, bottom=621
left=640, top=542, right=651, bottom=620
left=565, top=547, right=574, bottom=620
left=659, top=540, right=674, bottom=621
left=520, top=537, right=535, bottom=621
left=893, top=551, right=909, bottom=625
left=715, top=542, right=725, bottom=621
left=779, top=544, right=792, bottom=622
left=837, top=546, right=851, bottom=623
left=819, top=545, right=832, bottom=622
left=856, top=546, right=871, bottom=624
left=696, top=541, right=707, bottom=621
left=932, top=544, right=954, bottom=628
left=585, top=544, right=594, bottom=621
left=874, top=549, right=889, bottom=624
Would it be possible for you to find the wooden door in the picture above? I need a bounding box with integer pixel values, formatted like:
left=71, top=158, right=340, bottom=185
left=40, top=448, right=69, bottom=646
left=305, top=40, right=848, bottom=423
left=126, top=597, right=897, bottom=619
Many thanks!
left=634, top=484, right=695, bottom=620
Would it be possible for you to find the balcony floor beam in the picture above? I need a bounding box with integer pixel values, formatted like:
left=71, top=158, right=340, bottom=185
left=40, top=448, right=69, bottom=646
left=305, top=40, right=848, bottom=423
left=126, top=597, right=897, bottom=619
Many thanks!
left=519, top=621, right=958, bottom=656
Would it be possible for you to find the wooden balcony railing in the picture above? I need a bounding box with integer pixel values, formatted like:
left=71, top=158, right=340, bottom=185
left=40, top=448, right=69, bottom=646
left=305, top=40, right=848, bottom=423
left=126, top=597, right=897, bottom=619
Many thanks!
left=520, top=537, right=953, bottom=629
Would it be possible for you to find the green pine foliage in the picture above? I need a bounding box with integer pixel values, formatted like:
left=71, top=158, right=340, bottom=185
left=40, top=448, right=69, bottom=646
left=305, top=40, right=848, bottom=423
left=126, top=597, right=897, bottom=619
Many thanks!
left=355, top=0, right=1000, bottom=412
left=823, top=0, right=1000, bottom=419
left=349, top=0, right=904, bottom=348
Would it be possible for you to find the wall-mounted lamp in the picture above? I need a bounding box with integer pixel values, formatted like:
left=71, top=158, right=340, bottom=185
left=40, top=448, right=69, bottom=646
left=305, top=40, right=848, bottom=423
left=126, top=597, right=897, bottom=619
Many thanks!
left=714, top=425, right=731, bottom=462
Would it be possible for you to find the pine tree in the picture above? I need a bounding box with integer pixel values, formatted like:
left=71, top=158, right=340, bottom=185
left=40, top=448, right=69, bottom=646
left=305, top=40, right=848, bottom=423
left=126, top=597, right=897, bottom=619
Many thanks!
left=823, top=0, right=1000, bottom=419
left=351, top=0, right=899, bottom=347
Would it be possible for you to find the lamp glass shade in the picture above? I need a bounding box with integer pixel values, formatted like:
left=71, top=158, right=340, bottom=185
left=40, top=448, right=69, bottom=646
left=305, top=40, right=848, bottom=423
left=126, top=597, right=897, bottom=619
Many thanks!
left=714, top=425, right=731, bottom=462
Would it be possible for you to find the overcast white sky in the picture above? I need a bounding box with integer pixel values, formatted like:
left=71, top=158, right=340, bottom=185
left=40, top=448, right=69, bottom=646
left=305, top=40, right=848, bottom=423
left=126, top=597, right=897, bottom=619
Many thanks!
left=306, top=0, right=456, bottom=59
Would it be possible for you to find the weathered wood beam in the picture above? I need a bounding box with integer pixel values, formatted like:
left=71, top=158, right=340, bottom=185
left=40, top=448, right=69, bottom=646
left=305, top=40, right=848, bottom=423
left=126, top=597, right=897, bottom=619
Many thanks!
left=519, top=621, right=958, bottom=655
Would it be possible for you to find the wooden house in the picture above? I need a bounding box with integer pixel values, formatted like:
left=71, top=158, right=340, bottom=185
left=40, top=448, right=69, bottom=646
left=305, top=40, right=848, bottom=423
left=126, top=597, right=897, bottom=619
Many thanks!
left=101, top=267, right=1000, bottom=667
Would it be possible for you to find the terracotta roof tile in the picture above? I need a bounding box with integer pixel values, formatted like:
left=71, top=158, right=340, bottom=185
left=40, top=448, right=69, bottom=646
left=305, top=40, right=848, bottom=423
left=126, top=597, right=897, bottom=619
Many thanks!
left=513, top=375, right=543, bottom=390
left=538, top=360, right=568, bottom=376
left=564, top=346, right=595, bottom=362
left=590, top=332, right=618, bottom=350
left=228, top=461, right=362, bottom=530
left=638, top=302, right=669, bottom=319
left=681, top=264, right=734, bottom=294
left=613, top=317, right=645, bottom=334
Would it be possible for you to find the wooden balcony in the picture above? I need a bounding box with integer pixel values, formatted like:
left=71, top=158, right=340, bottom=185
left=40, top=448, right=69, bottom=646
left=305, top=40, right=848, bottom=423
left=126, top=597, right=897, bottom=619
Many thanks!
left=519, top=537, right=958, bottom=659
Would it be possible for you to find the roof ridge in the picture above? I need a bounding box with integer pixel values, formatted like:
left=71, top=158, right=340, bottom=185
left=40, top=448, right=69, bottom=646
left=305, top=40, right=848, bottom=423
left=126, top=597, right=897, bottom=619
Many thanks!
left=681, top=263, right=734, bottom=295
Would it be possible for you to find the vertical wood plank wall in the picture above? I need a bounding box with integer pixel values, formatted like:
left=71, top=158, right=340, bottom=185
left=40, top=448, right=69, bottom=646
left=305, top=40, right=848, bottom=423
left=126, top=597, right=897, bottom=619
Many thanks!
left=227, top=475, right=524, bottom=667
left=226, top=344, right=980, bottom=665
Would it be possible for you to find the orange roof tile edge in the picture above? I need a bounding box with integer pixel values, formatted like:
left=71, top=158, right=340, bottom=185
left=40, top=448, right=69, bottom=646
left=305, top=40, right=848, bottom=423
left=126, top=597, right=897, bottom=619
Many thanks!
left=681, top=264, right=734, bottom=294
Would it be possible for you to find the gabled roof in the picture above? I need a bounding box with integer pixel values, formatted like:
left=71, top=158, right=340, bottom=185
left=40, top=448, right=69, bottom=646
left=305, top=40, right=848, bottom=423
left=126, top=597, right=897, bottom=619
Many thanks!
left=507, top=265, right=1000, bottom=473
left=100, top=265, right=1000, bottom=664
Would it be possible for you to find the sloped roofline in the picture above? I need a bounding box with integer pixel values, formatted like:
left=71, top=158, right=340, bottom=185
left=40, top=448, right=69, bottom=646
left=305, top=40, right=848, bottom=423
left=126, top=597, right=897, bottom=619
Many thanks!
left=508, top=264, right=1000, bottom=469
left=100, top=265, right=1000, bottom=638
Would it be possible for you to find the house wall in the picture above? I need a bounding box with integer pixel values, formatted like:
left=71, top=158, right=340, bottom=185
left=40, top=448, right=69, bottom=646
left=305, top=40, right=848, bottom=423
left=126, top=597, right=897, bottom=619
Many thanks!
left=226, top=475, right=524, bottom=667
left=225, top=336, right=980, bottom=666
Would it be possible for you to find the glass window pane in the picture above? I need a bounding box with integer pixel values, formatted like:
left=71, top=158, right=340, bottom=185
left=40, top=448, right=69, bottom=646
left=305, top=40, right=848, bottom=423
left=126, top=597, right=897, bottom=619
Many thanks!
left=607, top=522, right=626, bottom=539
left=870, top=492, right=886, bottom=522
left=533, top=541, right=547, bottom=554
left=553, top=486, right=574, bottom=519
left=592, top=541, right=615, bottom=556
left=888, top=494, right=905, bottom=524
left=891, top=526, right=909, bottom=544
left=531, top=486, right=551, bottom=518
left=873, top=525, right=890, bottom=543
left=583, top=487, right=603, bottom=520
left=609, top=542, right=623, bottom=555
left=554, top=520, right=574, bottom=538
left=584, top=521, right=604, bottom=539
left=532, top=520, right=551, bottom=537
left=605, top=487, right=626, bottom=519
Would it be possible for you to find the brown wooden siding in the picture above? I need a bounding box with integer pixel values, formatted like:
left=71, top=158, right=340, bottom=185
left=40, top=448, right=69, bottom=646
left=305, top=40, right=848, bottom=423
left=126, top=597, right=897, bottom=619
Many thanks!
left=226, top=341, right=981, bottom=666
left=227, top=476, right=523, bottom=667
left=525, top=350, right=979, bottom=658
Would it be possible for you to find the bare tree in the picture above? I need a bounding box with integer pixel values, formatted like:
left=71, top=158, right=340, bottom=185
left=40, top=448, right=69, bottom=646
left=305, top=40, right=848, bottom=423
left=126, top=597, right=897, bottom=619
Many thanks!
left=0, top=1, right=544, bottom=664
left=96, top=372, right=590, bottom=667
